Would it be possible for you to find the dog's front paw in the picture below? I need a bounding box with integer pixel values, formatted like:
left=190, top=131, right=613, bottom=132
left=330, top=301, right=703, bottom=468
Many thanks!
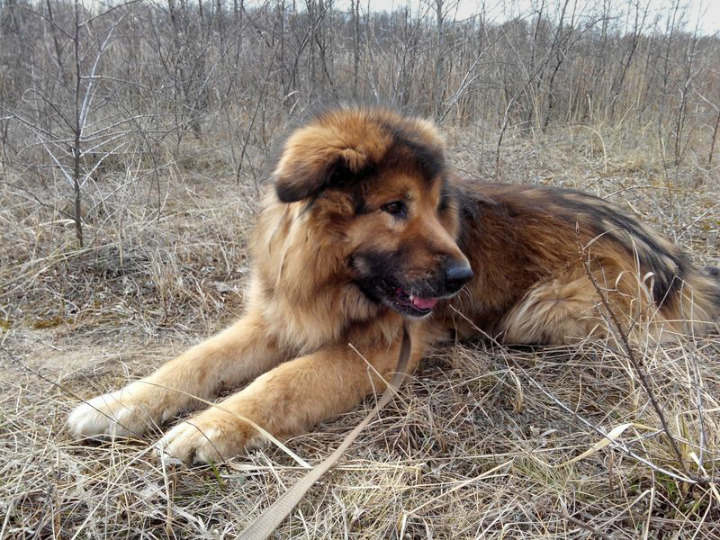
left=68, top=382, right=173, bottom=439
left=158, top=408, right=261, bottom=464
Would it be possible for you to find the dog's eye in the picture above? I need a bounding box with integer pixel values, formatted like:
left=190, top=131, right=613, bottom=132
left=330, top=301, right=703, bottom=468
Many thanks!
left=381, top=201, right=407, bottom=218
left=438, top=193, right=450, bottom=213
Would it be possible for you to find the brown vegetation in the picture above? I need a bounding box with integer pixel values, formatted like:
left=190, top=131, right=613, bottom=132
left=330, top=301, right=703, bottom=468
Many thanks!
left=1, top=0, right=719, bottom=537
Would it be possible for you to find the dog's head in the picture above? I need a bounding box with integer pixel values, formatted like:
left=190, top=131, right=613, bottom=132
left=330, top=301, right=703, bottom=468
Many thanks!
left=273, top=107, right=472, bottom=318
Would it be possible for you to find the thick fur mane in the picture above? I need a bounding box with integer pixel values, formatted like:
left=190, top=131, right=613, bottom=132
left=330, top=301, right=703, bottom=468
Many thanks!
left=249, top=191, right=400, bottom=353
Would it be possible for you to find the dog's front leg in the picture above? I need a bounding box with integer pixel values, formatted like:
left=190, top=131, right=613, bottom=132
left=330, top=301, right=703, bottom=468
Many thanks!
left=68, top=310, right=281, bottom=439
left=158, top=332, right=424, bottom=464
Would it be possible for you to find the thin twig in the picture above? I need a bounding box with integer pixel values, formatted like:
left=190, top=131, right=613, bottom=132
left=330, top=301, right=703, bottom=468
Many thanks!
left=576, top=228, right=694, bottom=482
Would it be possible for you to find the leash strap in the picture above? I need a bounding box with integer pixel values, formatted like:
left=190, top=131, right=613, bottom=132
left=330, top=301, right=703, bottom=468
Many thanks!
left=236, top=326, right=412, bottom=540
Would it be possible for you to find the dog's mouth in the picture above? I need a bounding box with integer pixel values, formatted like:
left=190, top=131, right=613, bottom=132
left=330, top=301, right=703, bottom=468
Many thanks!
left=351, top=252, right=462, bottom=318
left=390, top=286, right=438, bottom=317
left=354, top=274, right=443, bottom=318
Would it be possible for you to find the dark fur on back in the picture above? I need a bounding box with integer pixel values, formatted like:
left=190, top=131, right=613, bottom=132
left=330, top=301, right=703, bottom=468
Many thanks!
left=461, top=184, right=690, bottom=307
left=447, top=179, right=718, bottom=342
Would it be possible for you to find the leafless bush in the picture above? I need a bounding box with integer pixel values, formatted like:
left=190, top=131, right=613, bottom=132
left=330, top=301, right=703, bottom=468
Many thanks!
left=1, top=1, right=719, bottom=538
left=0, top=1, right=717, bottom=246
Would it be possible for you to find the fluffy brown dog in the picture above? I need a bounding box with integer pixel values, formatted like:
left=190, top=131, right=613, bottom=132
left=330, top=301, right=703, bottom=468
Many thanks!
left=69, top=107, right=720, bottom=464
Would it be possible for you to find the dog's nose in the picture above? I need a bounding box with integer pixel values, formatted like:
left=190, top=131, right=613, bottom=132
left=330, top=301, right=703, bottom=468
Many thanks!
left=444, top=263, right=473, bottom=293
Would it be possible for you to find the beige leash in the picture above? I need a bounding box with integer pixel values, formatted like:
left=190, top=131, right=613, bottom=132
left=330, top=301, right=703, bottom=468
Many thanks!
left=236, top=326, right=412, bottom=540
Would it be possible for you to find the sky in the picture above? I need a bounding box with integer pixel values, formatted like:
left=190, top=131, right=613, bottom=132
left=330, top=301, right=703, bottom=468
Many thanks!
left=340, top=0, right=720, bottom=36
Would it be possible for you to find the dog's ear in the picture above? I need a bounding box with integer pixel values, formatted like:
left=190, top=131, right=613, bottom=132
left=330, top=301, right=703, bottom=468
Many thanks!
left=273, top=119, right=390, bottom=203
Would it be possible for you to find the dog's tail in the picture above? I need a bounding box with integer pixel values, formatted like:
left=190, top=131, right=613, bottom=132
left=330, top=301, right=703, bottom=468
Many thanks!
left=699, top=265, right=720, bottom=318
left=665, top=265, right=720, bottom=336
left=701, top=265, right=720, bottom=283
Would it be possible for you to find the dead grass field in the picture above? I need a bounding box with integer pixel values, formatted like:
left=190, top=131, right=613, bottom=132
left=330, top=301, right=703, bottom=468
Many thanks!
left=1, top=125, right=719, bottom=538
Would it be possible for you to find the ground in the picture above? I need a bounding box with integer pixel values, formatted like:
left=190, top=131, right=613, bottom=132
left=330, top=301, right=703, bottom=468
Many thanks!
left=1, top=124, right=719, bottom=538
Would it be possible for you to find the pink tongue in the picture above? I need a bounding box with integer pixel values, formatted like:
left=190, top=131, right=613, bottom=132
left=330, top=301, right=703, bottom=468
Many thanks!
left=412, top=296, right=438, bottom=310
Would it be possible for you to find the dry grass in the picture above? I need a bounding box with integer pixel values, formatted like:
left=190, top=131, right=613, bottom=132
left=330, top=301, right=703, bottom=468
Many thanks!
left=1, top=126, right=719, bottom=539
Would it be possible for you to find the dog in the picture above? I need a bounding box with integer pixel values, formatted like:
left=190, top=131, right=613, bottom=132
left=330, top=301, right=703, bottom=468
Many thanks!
left=69, top=107, right=720, bottom=464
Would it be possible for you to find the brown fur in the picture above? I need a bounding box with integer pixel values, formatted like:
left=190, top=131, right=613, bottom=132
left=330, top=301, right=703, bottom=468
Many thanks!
left=69, top=107, right=720, bottom=463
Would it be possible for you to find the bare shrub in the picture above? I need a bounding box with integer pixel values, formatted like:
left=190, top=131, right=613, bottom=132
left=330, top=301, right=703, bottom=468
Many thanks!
left=1, top=0, right=719, bottom=537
